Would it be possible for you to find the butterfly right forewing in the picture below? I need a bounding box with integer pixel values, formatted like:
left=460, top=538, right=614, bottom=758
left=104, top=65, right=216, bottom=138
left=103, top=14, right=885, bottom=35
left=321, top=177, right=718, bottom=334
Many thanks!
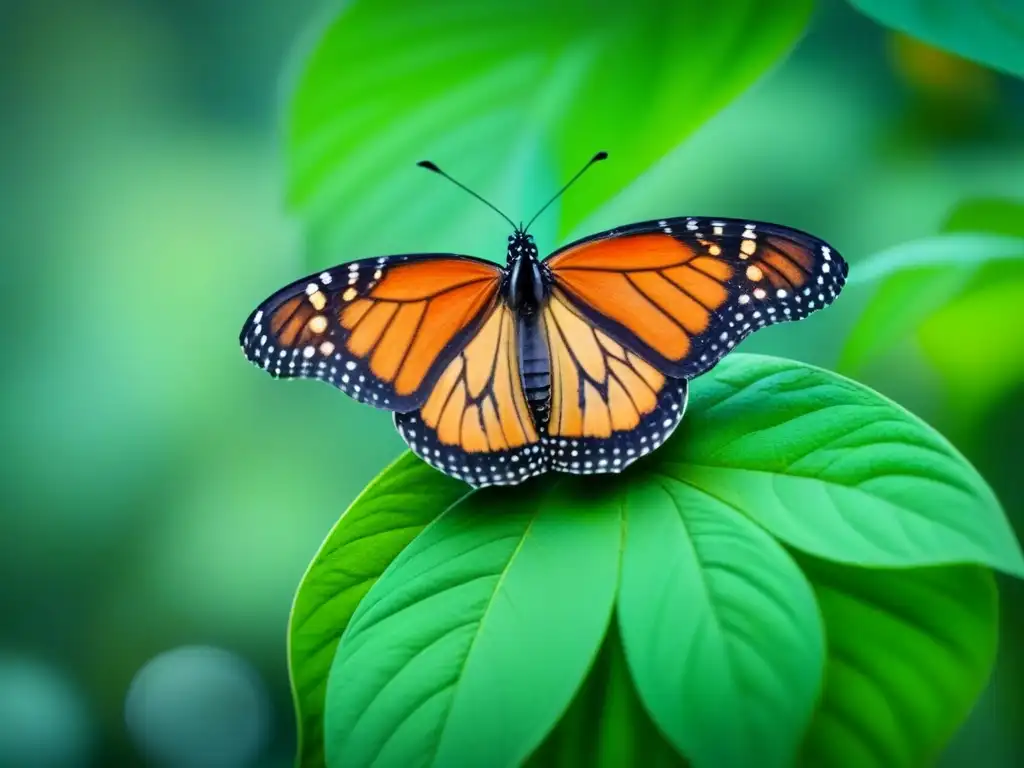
left=544, top=216, right=847, bottom=379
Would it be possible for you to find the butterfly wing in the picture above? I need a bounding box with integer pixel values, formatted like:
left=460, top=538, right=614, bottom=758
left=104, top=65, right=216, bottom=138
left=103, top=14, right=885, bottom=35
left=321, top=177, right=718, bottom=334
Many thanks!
left=239, top=253, right=501, bottom=411
left=544, top=216, right=847, bottom=379
left=394, top=299, right=544, bottom=488
left=541, top=288, right=689, bottom=475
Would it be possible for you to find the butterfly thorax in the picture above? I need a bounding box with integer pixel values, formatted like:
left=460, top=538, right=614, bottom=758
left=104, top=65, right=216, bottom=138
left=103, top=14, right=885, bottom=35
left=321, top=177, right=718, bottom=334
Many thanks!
left=505, top=231, right=547, bottom=315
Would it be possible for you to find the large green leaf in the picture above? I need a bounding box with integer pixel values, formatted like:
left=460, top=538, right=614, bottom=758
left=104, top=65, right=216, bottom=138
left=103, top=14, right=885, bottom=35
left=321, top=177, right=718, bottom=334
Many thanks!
left=618, top=479, right=824, bottom=768
left=797, top=555, right=998, bottom=767
left=846, top=0, right=1024, bottom=79
left=286, top=0, right=814, bottom=260
left=661, top=355, right=1023, bottom=575
left=288, top=453, right=467, bottom=768
left=526, top=620, right=686, bottom=768
left=323, top=480, right=622, bottom=768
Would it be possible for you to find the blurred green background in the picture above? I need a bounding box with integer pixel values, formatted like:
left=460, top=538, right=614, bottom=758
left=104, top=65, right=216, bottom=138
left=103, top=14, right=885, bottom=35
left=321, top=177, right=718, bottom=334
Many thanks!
left=1, top=0, right=1022, bottom=766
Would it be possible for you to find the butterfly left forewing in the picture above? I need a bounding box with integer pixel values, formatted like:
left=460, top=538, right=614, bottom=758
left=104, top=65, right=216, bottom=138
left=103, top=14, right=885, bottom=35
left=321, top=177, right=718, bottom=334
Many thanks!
left=545, top=216, right=847, bottom=379
left=239, top=253, right=501, bottom=411
left=393, top=299, right=544, bottom=488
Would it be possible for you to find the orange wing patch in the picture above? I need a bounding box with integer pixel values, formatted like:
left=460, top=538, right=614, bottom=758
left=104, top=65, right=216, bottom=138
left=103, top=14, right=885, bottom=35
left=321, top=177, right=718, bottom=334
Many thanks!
left=418, top=303, right=537, bottom=449
left=549, top=233, right=733, bottom=365
left=746, top=235, right=815, bottom=290
left=393, top=302, right=543, bottom=488
left=543, top=290, right=666, bottom=440
left=340, top=270, right=496, bottom=395
left=546, top=233, right=697, bottom=271
left=240, top=254, right=501, bottom=411
left=269, top=296, right=318, bottom=347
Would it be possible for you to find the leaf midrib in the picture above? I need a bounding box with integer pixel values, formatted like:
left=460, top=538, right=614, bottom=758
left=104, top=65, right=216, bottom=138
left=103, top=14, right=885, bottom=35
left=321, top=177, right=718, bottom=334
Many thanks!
left=659, top=459, right=998, bottom=552
left=654, top=478, right=748, bottom=755
left=426, top=512, right=541, bottom=765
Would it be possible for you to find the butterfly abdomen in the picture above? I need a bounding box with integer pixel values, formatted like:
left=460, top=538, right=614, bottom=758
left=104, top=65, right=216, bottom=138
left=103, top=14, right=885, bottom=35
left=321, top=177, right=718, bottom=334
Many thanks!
left=518, top=317, right=551, bottom=429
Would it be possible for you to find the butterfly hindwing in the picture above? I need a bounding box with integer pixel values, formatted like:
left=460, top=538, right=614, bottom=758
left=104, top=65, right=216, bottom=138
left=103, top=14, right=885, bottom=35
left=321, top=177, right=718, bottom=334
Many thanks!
left=545, top=216, right=847, bottom=379
left=540, top=289, right=689, bottom=475
left=393, top=300, right=545, bottom=488
left=239, top=253, right=501, bottom=411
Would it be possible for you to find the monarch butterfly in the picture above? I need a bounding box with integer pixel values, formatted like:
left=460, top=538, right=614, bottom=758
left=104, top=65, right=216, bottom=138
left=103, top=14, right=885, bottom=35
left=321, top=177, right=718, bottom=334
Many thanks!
left=240, top=153, right=847, bottom=488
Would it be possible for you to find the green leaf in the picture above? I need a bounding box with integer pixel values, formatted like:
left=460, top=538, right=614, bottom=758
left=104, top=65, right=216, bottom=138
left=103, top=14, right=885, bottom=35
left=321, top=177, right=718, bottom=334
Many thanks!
left=323, top=479, right=622, bottom=768
left=840, top=199, right=1024, bottom=420
left=915, top=200, right=1024, bottom=421
left=287, top=0, right=814, bottom=259
left=917, top=276, right=1024, bottom=422
left=617, top=479, right=824, bottom=768
left=661, top=355, right=1024, bottom=576
left=943, top=198, right=1024, bottom=237
left=847, top=233, right=1024, bottom=286
left=526, top=620, right=687, bottom=768
left=288, top=453, right=467, bottom=768
left=846, top=0, right=1024, bottom=79
left=797, top=554, right=998, bottom=767
left=840, top=232, right=1024, bottom=372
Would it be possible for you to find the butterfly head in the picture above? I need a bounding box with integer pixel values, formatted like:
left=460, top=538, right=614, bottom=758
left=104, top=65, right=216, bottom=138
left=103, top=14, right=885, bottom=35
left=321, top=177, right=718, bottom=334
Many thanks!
left=506, top=230, right=545, bottom=312
left=507, top=230, right=539, bottom=263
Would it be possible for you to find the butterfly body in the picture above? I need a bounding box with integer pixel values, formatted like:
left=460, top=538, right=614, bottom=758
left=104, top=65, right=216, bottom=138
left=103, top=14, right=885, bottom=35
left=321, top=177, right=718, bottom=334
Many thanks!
left=503, top=232, right=554, bottom=429
left=241, top=216, right=847, bottom=488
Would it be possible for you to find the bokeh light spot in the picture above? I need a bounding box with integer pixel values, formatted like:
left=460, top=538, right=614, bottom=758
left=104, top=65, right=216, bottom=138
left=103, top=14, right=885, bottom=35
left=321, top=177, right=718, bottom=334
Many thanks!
left=124, top=646, right=271, bottom=768
left=0, top=655, right=93, bottom=768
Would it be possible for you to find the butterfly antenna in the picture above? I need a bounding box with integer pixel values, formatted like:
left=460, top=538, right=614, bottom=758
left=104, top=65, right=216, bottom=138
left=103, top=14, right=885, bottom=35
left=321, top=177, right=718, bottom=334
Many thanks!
left=523, top=151, right=608, bottom=233
left=417, top=160, right=517, bottom=230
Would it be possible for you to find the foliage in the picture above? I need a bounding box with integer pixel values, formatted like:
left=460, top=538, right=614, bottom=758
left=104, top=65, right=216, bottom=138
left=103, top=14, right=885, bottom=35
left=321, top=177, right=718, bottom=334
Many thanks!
left=797, top=555, right=997, bottom=767
left=323, top=480, right=621, bottom=767
left=290, top=355, right=1021, bottom=767
left=841, top=199, right=1024, bottom=422
left=526, top=623, right=687, bottom=768
left=286, top=0, right=814, bottom=261
left=287, top=454, right=468, bottom=768
left=616, top=477, right=823, bottom=767
left=846, top=0, right=1024, bottom=80
left=917, top=201, right=1024, bottom=420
